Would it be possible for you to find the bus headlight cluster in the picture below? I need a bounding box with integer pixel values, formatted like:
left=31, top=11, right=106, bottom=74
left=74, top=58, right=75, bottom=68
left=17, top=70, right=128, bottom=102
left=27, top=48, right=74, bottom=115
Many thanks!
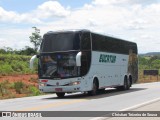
left=39, top=83, right=46, bottom=86
left=69, top=81, right=81, bottom=86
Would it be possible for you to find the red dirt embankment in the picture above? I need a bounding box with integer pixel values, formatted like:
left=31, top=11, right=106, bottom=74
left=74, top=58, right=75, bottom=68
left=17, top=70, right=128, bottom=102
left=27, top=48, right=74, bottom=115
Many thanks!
left=0, top=74, right=39, bottom=99
left=0, top=74, right=38, bottom=85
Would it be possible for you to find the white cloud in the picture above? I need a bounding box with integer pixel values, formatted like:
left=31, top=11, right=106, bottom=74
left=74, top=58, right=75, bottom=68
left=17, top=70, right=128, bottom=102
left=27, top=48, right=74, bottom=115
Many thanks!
left=93, top=0, right=159, bottom=6
left=92, top=0, right=128, bottom=5
left=0, top=7, right=19, bottom=22
left=0, top=7, right=42, bottom=24
left=0, top=0, right=160, bottom=53
left=41, top=0, right=160, bottom=53
left=0, top=28, right=34, bottom=49
left=0, top=1, right=70, bottom=24
left=36, top=1, right=70, bottom=18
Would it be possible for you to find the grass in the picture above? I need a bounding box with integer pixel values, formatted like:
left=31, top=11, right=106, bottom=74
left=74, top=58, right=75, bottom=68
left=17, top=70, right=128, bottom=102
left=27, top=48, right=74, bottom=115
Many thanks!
left=138, top=75, right=159, bottom=83
left=28, top=86, right=41, bottom=96
left=0, top=80, right=43, bottom=99
left=0, top=54, right=37, bottom=76
left=14, top=81, right=24, bottom=94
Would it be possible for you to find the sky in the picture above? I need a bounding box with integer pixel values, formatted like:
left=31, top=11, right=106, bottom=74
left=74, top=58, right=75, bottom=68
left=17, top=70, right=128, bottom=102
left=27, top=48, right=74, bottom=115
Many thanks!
left=0, top=0, right=160, bottom=53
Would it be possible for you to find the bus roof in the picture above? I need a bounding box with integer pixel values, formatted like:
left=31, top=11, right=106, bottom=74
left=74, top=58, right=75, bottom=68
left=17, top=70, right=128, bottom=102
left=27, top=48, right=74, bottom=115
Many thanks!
left=44, top=29, right=136, bottom=44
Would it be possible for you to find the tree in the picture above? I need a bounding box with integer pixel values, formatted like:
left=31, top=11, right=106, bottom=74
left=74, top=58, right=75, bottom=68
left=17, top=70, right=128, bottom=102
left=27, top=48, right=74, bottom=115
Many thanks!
left=29, top=27, right=42, bottom=52
left=16, top=46, right=37, bottom=55
left=0, top=49, right=6, bottom=54
left=152, top=59, right=160, bottom=69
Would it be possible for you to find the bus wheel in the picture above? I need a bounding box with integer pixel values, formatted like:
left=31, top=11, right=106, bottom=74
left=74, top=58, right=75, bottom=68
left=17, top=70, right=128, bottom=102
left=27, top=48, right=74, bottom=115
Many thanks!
left=123, top=77, right=130, bottom=90
left=129, top=76, right=132, bottom=87
left=56, top=92, right=65, bottom=98
left=88, top=79, right=98, bottom=96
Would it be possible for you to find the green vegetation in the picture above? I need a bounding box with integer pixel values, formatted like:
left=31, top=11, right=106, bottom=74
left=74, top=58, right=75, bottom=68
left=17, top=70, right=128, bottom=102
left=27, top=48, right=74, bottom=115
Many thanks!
left=138, top=55, right=160, bottom=82
left=28, top=86, right=41, bottom=96
left=0, top=54, right=37, bottom=76
left=0, top=80, right=43, bottom=99
left=14, top=81, right=24, bottom=94
left=29, top=27, right=42, bottom=51
left=0, top=26, right=43, bottom=99
left=139, top=55, right=160, bottom=71
left=0, top=46, right=37, bottom=55
left=0, top=27, right=41, bottom=76
left=0, top=80, right=10, bottom=97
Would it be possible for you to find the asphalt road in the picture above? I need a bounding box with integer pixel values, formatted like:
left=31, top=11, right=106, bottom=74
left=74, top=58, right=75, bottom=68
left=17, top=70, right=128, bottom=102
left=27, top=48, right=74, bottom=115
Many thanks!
left=0, top=82, right=160, bottom=120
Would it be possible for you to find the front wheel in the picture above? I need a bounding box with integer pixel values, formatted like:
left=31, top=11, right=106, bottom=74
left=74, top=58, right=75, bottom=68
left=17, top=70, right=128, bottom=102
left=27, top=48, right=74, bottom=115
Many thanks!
left=88, top=79, right=98, bottom=96
left=56, top=92, right=65, bottom=98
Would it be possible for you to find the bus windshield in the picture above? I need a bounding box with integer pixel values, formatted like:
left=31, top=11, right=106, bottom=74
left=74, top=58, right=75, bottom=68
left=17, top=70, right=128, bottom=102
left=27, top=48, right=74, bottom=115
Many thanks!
left=39, top=52, right=80, bottom=79
left=41, top=32, right=80, bottom=52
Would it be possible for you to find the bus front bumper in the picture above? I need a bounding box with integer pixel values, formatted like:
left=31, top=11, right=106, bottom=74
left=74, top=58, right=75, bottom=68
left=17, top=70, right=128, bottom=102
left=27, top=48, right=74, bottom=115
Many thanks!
left=39, top=85, right=82, bottom=93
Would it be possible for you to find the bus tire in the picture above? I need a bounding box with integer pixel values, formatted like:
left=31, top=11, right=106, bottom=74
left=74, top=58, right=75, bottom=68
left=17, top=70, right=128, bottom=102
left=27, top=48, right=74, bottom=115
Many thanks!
left=123, top=76, right=130, bottom=90
left=88, top=79, right=98, bottom=96
left=129, top=75, right=132, bottom=87
left=56, top=92, right=65, bottom=98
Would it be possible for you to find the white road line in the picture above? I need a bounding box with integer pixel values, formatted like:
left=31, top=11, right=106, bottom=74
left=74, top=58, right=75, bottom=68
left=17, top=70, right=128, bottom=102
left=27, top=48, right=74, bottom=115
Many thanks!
left=90, top=97, right=160, bottom=120
left=120, top=97, right=160, bottom=111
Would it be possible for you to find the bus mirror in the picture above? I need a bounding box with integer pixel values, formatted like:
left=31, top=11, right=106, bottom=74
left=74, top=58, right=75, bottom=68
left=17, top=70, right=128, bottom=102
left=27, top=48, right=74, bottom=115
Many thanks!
left=30, top=55, right=37, bottom=69
left=76, top=52, right=82, bottom=66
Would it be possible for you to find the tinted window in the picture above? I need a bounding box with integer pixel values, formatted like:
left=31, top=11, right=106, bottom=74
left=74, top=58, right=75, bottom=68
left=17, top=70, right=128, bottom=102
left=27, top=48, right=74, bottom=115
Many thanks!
left=92, top=33, right=105, bottom=51
left=41, top=32, right=80, bottom=52
left=92, top=33, right=137, bottom=55
left=81, top=32, right=91, bottom=50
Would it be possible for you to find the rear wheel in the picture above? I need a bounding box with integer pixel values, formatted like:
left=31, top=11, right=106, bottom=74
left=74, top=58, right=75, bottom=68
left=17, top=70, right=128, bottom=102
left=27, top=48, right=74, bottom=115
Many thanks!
left=116, top=77, right=130, bottom=91
left=129, top=76, right=132, bottom=87
left=123, top=77, right=130, bottom=90
left=56, top=92, right=65, bottom=98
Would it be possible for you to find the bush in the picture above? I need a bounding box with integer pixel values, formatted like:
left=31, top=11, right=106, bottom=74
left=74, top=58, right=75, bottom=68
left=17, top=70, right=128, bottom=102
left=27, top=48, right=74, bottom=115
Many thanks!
left=0, top=64, right=14, bottom=76
left=14, top=81, right=24, bottom=94
left=29, top=86, right=41, bottom=96
left=0, top=80, right=10, bottom=96
left=0, top=54, right=37, bottom=76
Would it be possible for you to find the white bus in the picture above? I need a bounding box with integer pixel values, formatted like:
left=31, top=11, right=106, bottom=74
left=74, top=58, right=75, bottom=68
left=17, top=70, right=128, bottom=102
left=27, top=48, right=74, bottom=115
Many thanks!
left=30, top=29, right=138, bottom=98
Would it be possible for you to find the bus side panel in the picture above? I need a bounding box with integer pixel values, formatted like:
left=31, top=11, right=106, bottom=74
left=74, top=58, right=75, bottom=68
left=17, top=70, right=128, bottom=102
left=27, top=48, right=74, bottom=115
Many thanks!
left=89, top=51, right=129, bottom=88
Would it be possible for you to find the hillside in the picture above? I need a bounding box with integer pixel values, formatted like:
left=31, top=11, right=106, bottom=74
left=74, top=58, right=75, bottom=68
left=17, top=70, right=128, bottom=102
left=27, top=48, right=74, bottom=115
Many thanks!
left=0, top=54, right=40, bottom=99
left=0, top=54, right=36, bottom=76
left=139, top=52, right=160, bottom=56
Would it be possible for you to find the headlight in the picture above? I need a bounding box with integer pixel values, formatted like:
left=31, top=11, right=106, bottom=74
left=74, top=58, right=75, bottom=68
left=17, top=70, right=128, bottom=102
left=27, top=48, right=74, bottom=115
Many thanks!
left=69, top=81, right=81, bottom=85
left=39, top=83, right=46, bottom=86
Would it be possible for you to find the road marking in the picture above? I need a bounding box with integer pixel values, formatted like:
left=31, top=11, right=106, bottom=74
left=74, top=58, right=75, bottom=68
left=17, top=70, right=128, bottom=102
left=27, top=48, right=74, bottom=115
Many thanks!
left=120, top=97, right=160, bottom=111
left=18, top=99, right=87, bottom=111
left=90, top=97, right=160, bottom=120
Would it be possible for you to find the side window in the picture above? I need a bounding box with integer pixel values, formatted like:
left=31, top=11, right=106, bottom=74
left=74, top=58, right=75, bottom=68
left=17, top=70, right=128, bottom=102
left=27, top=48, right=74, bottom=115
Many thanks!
left=81, top=32, right=91, bottom=50
left=92, top=33, right=105, bottom=51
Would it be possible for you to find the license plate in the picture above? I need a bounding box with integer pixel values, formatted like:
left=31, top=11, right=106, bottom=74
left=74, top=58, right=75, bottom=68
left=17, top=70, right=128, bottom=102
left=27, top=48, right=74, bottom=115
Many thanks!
left=55, top=88, right=62, bottom=92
